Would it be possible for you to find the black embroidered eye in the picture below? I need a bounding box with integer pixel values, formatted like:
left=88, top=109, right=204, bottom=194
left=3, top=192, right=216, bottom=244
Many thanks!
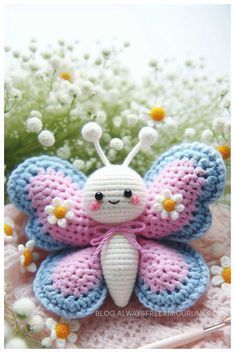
left=95, top=192, right=104, bottom=201
left=124, top=189, right=132, bottom=198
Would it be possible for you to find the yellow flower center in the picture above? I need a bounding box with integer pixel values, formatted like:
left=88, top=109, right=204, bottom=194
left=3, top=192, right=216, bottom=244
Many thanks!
left=4, top=224, right=13, bottom=236
left=222, top=267, right=231, bottom=283
left=217, top=145, right=231, bottom=160
left=23, top=249, right=33, bottom=267
left=162, top=198, right=176, bottom=212
left=60, top=72, right=72, bottom=81
left=55, top=323, right=70, bottom=339
left=54, top=206, right=67, bottom=219
left=150, top=107, right=166, bottom=121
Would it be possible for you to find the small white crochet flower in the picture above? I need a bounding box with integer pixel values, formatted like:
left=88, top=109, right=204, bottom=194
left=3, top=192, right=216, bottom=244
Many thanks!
left=4, top=217, right=17, bottom=243
left=18, top=240, right=39, bottom=273
left=211, top=256, right=231, bottom=290
left=28, top=315, right=44, bottom=332
left=152, top=189, right=185, bottom=220
left=45, top=197, right=74, bottom=228
left=13, top=298, right=35, bottom=320
left=41, top=317, right=80, bottom=348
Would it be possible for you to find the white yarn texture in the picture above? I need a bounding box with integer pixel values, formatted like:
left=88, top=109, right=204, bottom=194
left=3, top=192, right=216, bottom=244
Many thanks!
left=83, top=165, right=147, bottom=224
left=101, top=234, right=139, bottom=307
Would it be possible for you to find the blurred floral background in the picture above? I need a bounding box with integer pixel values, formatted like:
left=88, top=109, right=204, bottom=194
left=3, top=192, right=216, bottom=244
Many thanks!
left=4, top=4, right=231, bottom=349
left=4, top=38, right=231, bottom=204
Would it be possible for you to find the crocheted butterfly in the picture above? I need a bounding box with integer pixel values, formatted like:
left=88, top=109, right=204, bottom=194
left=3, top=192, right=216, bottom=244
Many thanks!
left=7, top=122, right=226, bottom=319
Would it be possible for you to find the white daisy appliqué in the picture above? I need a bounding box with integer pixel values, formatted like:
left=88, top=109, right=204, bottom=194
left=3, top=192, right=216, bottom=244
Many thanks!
left=152, top=189, right=185, bottom=220
left=41, top=317, right=80, bottom=348
left=18, top=240, right=40, bottom=273
left=45, top=197, right=74, bottom=228
left=4, top=217, right=17, bottom=243
left=210, top=256, right=231, bottom=291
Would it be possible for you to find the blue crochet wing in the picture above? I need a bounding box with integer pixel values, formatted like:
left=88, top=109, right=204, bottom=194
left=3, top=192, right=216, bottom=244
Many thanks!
left=138, top=143, right=226, bottom=242
left=135, top=238, right=209, bottom=312
left=7, top=155, right=97, bottom=251
left=34, top=247, right=107, bottom=318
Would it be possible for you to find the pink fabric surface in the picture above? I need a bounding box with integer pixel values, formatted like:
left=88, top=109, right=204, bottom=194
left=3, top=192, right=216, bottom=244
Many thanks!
left=4, top=204, right=230, bottom=349
left=139, top=159, right=205, bottom=239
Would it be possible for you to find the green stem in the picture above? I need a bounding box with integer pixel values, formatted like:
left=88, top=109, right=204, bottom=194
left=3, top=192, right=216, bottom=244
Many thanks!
left=49, top=68, right=56, bottom=91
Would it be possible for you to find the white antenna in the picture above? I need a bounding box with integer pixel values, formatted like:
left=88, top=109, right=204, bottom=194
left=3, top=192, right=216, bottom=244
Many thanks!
left=81, top=122, right=110, bottom=166
left=122, top=127, right=158, bottom=167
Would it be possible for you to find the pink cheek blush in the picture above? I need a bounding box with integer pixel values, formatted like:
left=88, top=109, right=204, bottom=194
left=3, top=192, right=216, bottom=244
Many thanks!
left=89, top=200, right=101, bottom=211
left=131, top=195, right=140, bottom=205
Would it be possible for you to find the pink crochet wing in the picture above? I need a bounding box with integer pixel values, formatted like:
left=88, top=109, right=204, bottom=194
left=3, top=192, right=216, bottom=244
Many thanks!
left=7, top=156, right=98, bottom=250
left=138, top=143, right=226, bottom=241
left=135, top=238, right=209, bottom=312
left=34, top=247, right=107, bottom=318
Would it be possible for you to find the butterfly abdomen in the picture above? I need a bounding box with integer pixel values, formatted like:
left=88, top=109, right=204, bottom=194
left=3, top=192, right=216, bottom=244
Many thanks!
left=100, top=234, right=139, bottom=307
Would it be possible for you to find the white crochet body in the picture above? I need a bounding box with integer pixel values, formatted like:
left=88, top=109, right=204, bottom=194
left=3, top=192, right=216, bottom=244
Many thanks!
left=101, top=234, right=139, bottom=307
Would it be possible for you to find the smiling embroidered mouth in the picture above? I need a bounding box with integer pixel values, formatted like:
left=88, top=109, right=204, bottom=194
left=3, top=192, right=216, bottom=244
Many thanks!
left=108, top=200, right=120, bottom=205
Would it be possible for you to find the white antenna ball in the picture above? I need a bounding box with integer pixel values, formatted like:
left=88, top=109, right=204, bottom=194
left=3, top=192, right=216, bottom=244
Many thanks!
left=82, top=122, right=102, bottom=143
left=138, top=127, right=158, bottom=148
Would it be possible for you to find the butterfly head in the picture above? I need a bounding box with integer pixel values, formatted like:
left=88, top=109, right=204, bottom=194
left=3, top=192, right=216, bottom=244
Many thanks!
left=81, top=122, right=158, bottom=224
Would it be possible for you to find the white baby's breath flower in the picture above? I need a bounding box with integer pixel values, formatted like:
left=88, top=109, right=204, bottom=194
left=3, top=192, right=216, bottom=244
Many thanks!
left=58, top=38, right=65, bottom=46
left=10, top=88, right=22, bottom=101
left=28, top=315, right=44, bottom=333
left=42, top=317, right=80, bottom=348
left=29, top=43, right=37, bottom=53
left=26, top=117, right=43, bottom=133
left=212, top=117, right=227, bottom=133
left=18, top=240, right=39, bottom=274
left=149, top=59, right=158, bottom=68
left=41, top=337, right=52, bottom=348
left=81, top=80, right=94, bottom=94
left=28, top=60, right=41, bottom=72
left=13, top=298, right=35, bottom=320
left=34, top=70, right=48, bottom=80
left=41, top=50, right=52, bottom=59
left=38, top=130, right=55, bottom=147
left=165, top=117, right=178, bottom=130
left=201, top=129, right=214, bottom=142
left=224, top=119, right=231, bottom=135
left=4, top=320, right=12, bottom=341
left=127, top=113, right=138, bottom=126
left=12, top=50, right=20, bottom=58
left=124, top=41, right=130, bottom=47
left=113, top=116, right=122, bottom=128
left=29, top=110, right=42, bottom=118
left=94, top=58, right=102, bottom=65
left=73, top=159, right=85, bottom=170
left=184, top=128, right=196, bottom=139
left=102, top=48, right=111, bottom=58
left=152, top=189, right=185, bottom=220
left=45, top=197, right=74, bottom=228
left=5, top=337, right=28, bottom=349
left=50, top=54, right=62, bottom=69
left=56, top=144, right=71, bottom=159
left=95, top=110, right=107, bottom=124
left=22, top=54, right=30, bottom=62
left=68, top=84, right=79, bottom=97
left=83, top=52, right=90, bottom=60
left=224, top=99, right=230, bottom=109
left=109, top=138, right=124, bottom=151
